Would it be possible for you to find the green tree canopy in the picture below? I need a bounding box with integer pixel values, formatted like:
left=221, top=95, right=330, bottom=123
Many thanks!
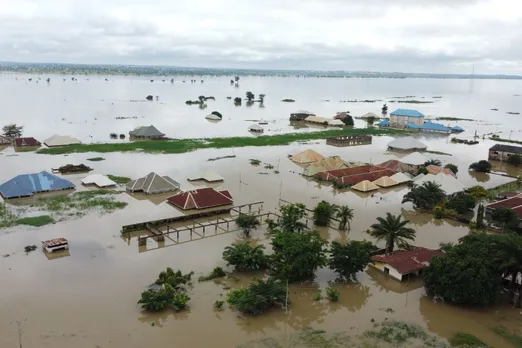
left=271, top=230, right=328, bottom=281
left=424, top=159, right=442, bottom=167
left=424, top=232, right=504, bottom=306
left=222, top=243, right=269, bottom=272
left=366, top=116, right=376, bottom=125
left=369, top=213, right=416, bottom=254
left=491, top=207, right=520, bottom=231
left=139, top=268, right=193, bottom=312
left=469, top=160, right=492, bottom=173
left=2, top=124, right=23, bottom=138
left=278, top=203, right=307, bottom=233
left=446, top=192, right=476, bottom=214
left=467, top=185, right=489, bottom=200
left=341, top=115, right=354, bottom=126
left=227, top=278, right=286, bottom=315
left=444, top=163, right=459, bottom=174
left=402, top=181, right=447, bottom=211
left=329, top=240, right=374, bottom=281
left=313, top=200, right=337, bottom=227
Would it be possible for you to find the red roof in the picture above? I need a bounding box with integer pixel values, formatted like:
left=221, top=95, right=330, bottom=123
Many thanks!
left=15, top=137, right=41, bottom=147
left=377, top=160, right=401, bottom=171
left=486, top=196, right=522, bottom=210
left=372, top=247, right=443, bottom=274
left=167, top=187, right=233, bottom=210
left=338, top=169, right=396, bottom=185
left=426, top=165, right=456, bottom=177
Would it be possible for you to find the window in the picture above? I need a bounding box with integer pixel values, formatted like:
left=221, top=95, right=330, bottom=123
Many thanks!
left=384, top=267, right=390, bottom=274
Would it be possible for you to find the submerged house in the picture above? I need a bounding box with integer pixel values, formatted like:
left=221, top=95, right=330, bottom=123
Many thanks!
left=14, top=137, right=41, bottom=148
left=126, top=172, right=179, bottom=194
left=81, top=174, right=117, bottom=188
left=290, top=110, right=315, bottom=121
left=377, top=119, right=390, bottom=127
left=413, top=173, right=465, bottom=196
left=488, top=144, right=522, bottom=162
left=290, top=149, right=325, bottom=164
left=0, top=171, right=75, bottom=199
left=44, top=135, right=82, bottom=147
left=371, top=247, right=443, bottom=281
left=167, top=187, right=233, bottom=210
left=390, top=109, right=425, bottom=128
left=486, top=195, right=522, bottom=225
left=451, top=125, right=465, bottom=133
left=129, top=125, right=166, bottom=139
left=400, top=152, right=430, bottom=171
left=387, top=137, right=427, bottom=152
left=419, top=121, right=451, bottom=134
left=248, top=124, right=264, bottom=133
left=188, top=171, right=224, bottom=183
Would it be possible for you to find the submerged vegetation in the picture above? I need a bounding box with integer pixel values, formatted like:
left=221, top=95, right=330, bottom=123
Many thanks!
left=107, top=174, right=131, bottom=184
left=37, top=128, right=407, bottom=155
left=87, top=157, right=105, bottom=161
left=0, top=204, right=55, bottom=228
left=138, top=268, right=193, bottom=312
left=489, top=136, right=522, bottom=146
left=15, top=215, right=55, bottom=227
left=435, top=116, right=474, bottom=121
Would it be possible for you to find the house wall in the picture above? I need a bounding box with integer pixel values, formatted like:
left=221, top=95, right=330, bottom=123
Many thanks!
left=371, top=261, right=404, bottom=281
left=489, top=150, right=519, bottom=162
left=390, top=115, right=424, bottom=127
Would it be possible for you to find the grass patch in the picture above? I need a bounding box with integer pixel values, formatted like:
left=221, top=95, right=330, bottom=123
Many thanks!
left=489, top=137, right=522, bottom=146
left=425, top=150, right=452, bottom=156
left=363, top=320, right=445, bottom=347
left=16, top=215, right=54, bottom=227
left=35, top=190, right=127, bottom=214
left=435, top=117, right=474, bottom=121
left=208, top=155, right=236, bottom=161
left=107, top=175, right=131, bottom=184
left=36, top=128, right=408, bottom=155
left=492, top=326, right=522, bottom=348
left=87, top=157, right=105, bottom=161
left=450, top=333, right=487, bottom=347
left=0, top=203, right=18, bottom=228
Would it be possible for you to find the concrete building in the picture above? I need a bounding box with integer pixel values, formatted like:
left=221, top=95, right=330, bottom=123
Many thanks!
left=389, top=109, right=425, bottom=128
left=371, top=247, right=443, bottom=281
left=489, top=144, right=522, bottom=162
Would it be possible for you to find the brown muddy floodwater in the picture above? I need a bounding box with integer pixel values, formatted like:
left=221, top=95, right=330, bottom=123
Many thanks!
left=1, top=137, right=522, bottom=347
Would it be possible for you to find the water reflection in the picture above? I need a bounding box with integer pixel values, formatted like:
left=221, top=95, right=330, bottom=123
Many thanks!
left=366, top=267, right=423, bottom=294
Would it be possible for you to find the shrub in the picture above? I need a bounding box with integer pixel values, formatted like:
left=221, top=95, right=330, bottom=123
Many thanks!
left=199, top=267, right=227, bottom=282
left=326, top=286, right=340, bottom=302
left=469, top=160, right=492, bottom=173
left=223, top=243, right=269, bottom=272
left=227, top=279, right=287, bottom=315
left=214, top=300, right=225, bottom=310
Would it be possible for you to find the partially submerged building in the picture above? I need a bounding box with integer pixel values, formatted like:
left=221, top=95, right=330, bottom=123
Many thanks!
left=485, top=195, right=522, bottom=225
left=129, top=125, right=166, bottom=139
left=425, top=165, right=456, bottom=177
left=44, top=135, right=82, bottom=147
left=304, top=116, right=344, bottom=127
left=248, top=124, right=264, bottom=133
left=0, top=171, right=75, bottom=199
left=188, top=171, right=224, bottom=183
left=413, top=173, right=465, bottom=196
left=290, top=110, right=315, bottom=121
left=400, top=152, right=430, bottom=169
left=126, top=172, right=179, bottom=194
left=0, top=135, right=10, bottom=145
left=167, top=187, right=233, bottom=210
left=387, top=137, right=427, bottom=152
left=372, top=176, right=398, bottom=188
left=14, top=137, right=41, bottom=148
left=489, top=144, right=522, bottom=162
left=81, top=174, right=117, bottom=188
left=419, top=121, right=451, bottom=134
left=371, top=247, right=443, bottom=281
left=390, top=109, right=425, bottom=128
left=351, top=180, right=379, bottom=192
left=290, top=149, right=325, bottom=164
left=42, top=238, right=69, bottom=253
left=302, top=156, right=348, bottom=177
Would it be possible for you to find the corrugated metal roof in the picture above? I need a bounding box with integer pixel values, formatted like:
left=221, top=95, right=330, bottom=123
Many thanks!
left=378, top=119, right=390, bottom=125
left=490, top=144, right=522, bottom=154
left=387, top=137, right=427, bottom=151
left=404, top=122, right=421, bottom=129
left=0, top=171, right=75, bottom=198
left=14, top=137, right=41, bottom=147
left=451, top=125, right=464, bottom=131
left=126, top=172, right=179, bottom=194
left=167, top=188, right=233, bottom=210
left=420, top=121, right=450, bottom=132
left=44, top=135, right=82, bottom=147
left=400, top=152, right=429, bottom=165
left=129, top=125, right=165, bottom=137
left=390, top=109, right=424, bottom=118
left=372, top=247, right=443, bottom=274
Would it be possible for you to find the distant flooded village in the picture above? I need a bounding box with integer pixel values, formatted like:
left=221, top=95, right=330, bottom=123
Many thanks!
left=2, top=69, right=522, bottom=348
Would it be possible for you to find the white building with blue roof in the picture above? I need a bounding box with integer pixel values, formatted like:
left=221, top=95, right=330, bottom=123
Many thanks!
left=390, top=109, right=425, bottom=128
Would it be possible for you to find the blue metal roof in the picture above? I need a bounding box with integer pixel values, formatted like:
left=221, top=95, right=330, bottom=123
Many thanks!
left=378, top=119, right=390, bottom=125
left=0, top=171, right=75, bottom=198
left=390, top=109, right=424, bottom=118
left=420, top=121, right=451, bottom=132
left=404, top=122, right=421, bottom=129
left=451, top=125, right=464, bottom=131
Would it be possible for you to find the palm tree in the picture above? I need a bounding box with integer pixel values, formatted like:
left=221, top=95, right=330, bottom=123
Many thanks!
left=492, top=232, right=522, bottom=289
left=424, top=159, right=442, bottom=167
left=235, top=213, right=260, bottom=237
left=335, top=205, right=354, bottom=230
left=369, top=213, right=416, bottom=254
left=402, top=181, right=447, bottom=211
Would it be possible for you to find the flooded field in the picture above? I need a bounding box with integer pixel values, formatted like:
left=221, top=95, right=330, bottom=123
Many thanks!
left=1, top=74, right=522, bottom=347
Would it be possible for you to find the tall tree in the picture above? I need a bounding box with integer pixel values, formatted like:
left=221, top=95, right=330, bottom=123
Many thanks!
left=446, top=193, right=476, bottom=214
left=335, top=205, right=354, bottom=230
left=366, top=116, right=376, bottom=125
left=223, top=243, right=269, bottom=272
left=329, top=240, right=374, bottom=281
left=476, top=204, right=485, bottom=228
left=492, top=232, right=522, bottom=289
left=369, top=213, right=416, bottom=254
left=469, top=160, right=492, bottom=173
left=235, top=213, right=260, bottom=237
left=271, top=230, right=328, bottom=281
left=313, top=200, right=337, bottom=227
left=491, top=207, right=520, bottom=231
left=402, top=181, right=447, bottom=211
left=2, top=124, right=23, bottom=138
left=278, top=203, right=307, bottom=233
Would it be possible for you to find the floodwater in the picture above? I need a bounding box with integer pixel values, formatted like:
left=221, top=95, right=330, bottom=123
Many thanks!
left=1, top=74, right=522, bottom=347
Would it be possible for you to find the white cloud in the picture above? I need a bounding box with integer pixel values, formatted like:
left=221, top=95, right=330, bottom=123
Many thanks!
left=0, top=0, right=521, bottom=73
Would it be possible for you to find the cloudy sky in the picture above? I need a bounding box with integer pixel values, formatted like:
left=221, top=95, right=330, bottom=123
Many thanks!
left=1, top=0, right=521, bottom=74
